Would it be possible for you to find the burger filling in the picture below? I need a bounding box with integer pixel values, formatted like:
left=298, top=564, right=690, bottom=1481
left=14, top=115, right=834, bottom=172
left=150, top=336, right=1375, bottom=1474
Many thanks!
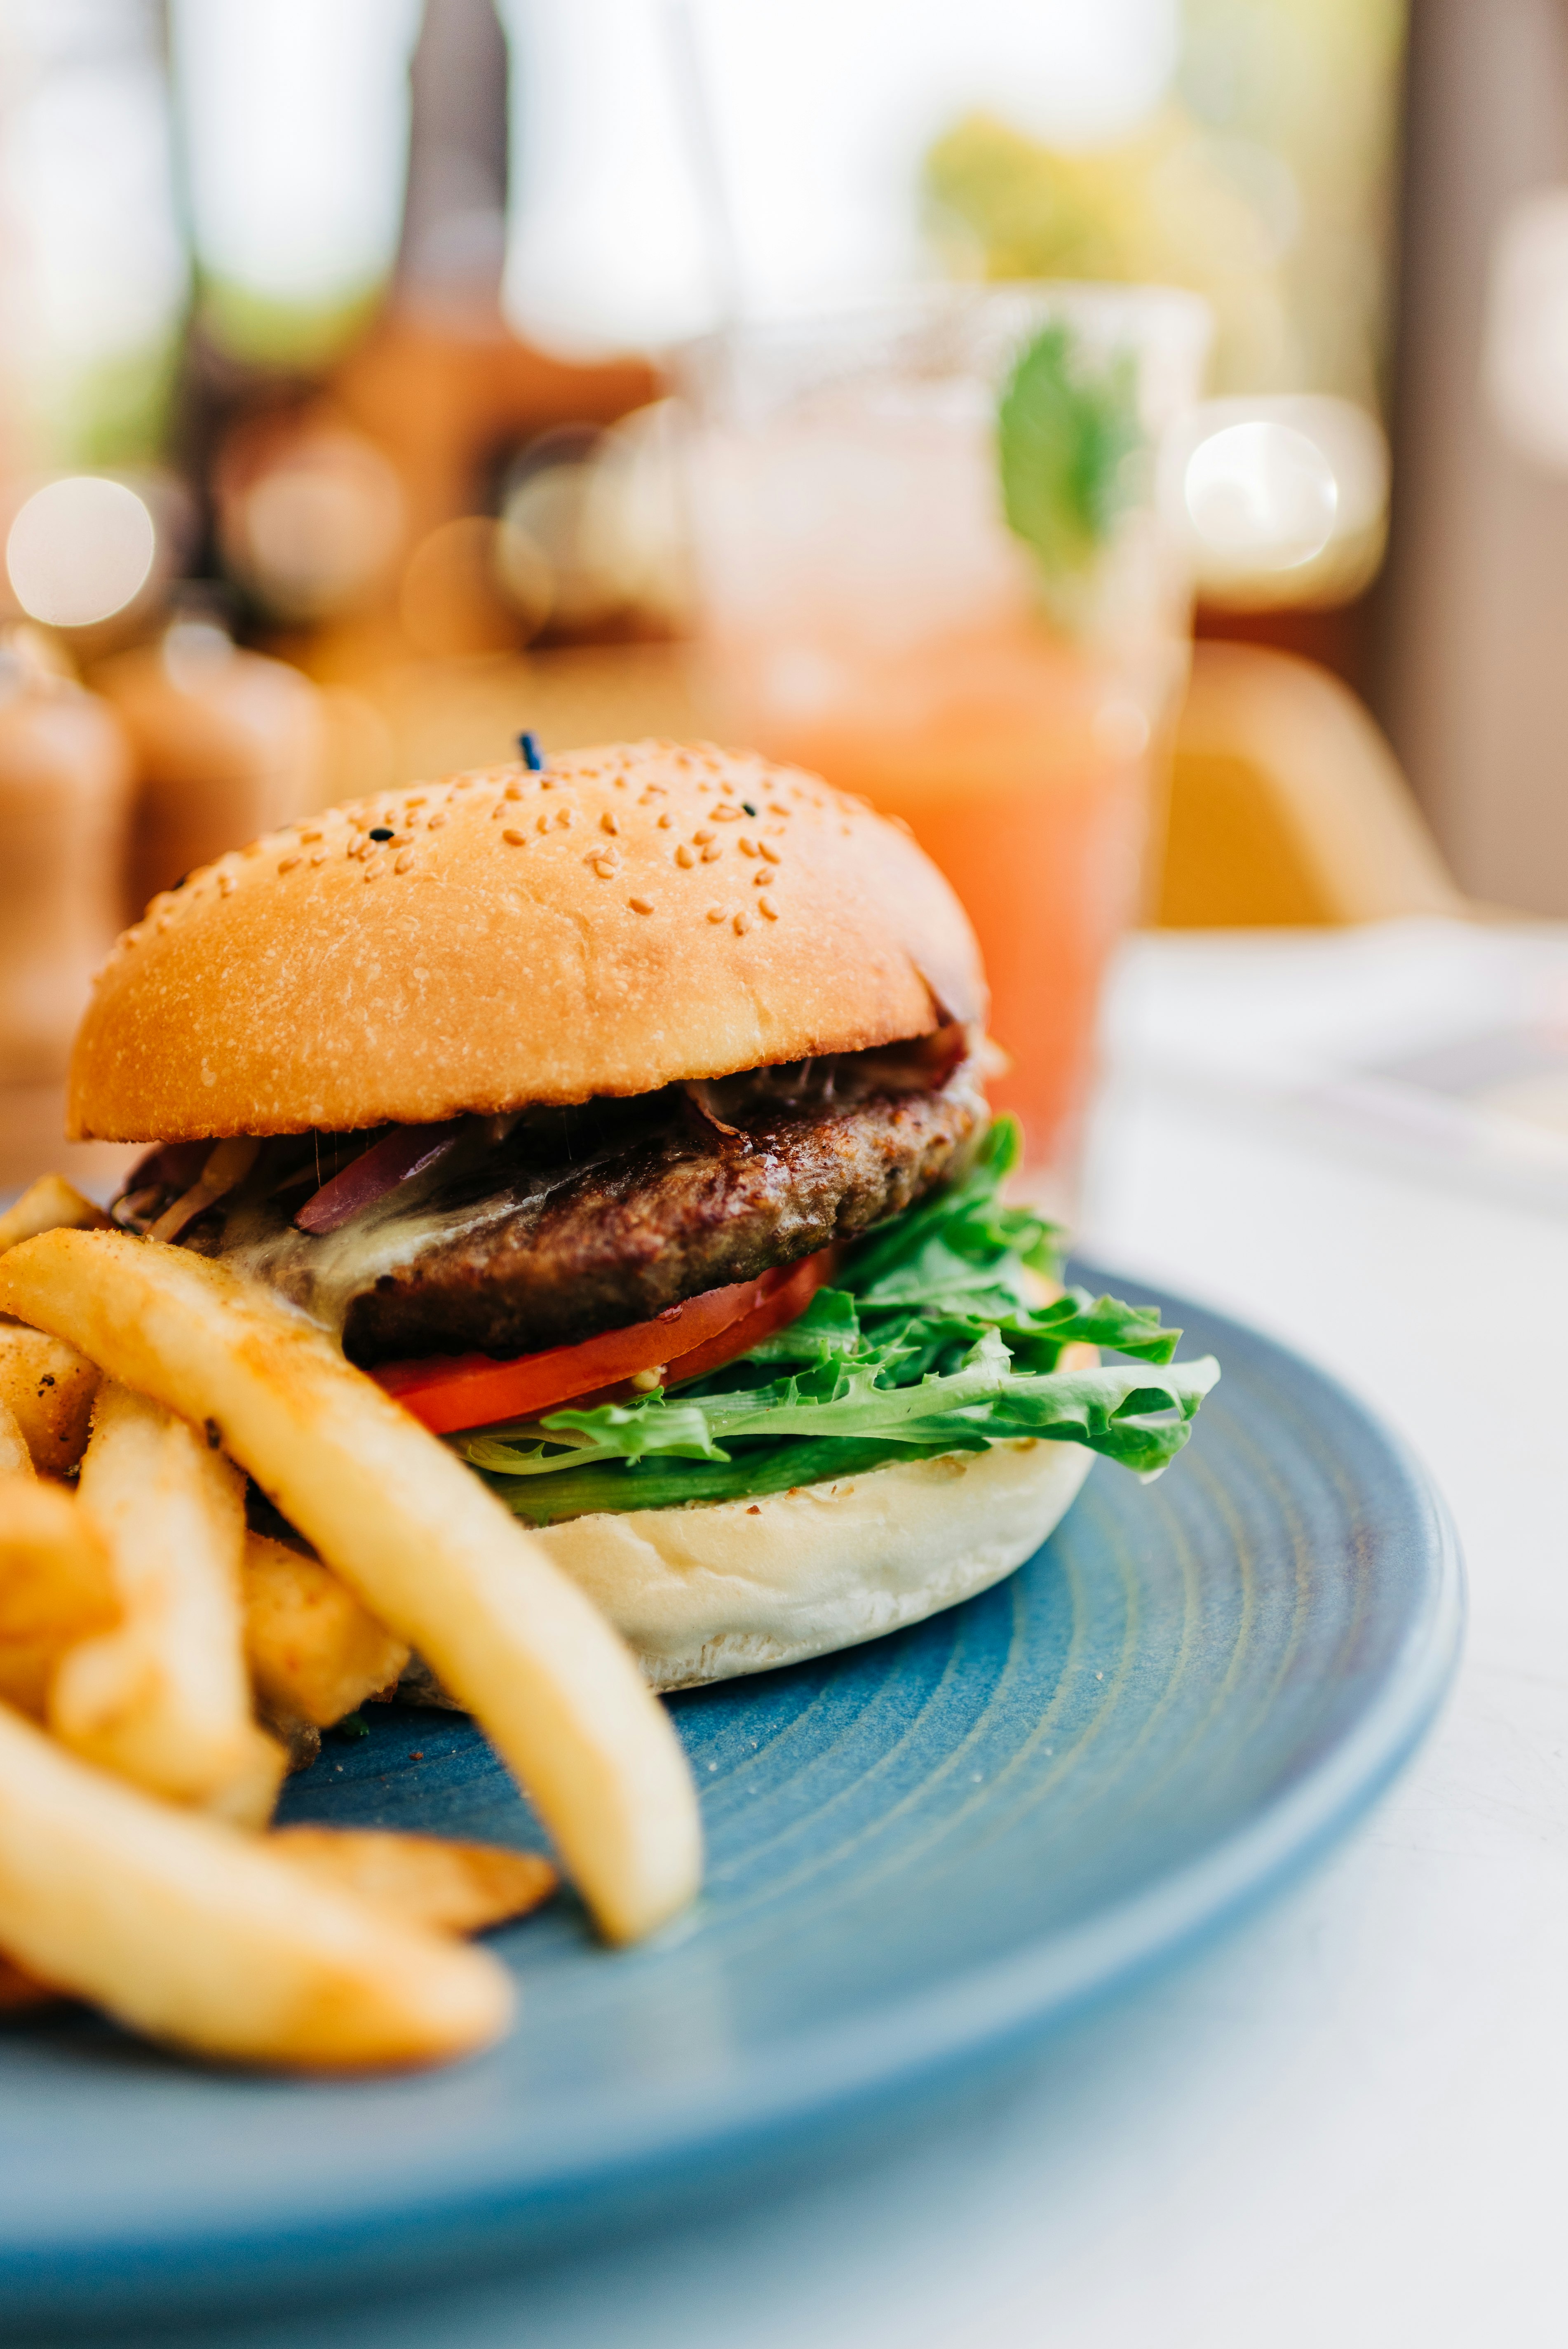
left=114, top=1029, right=982, bottom=1363
left=112, top=1031, right=1217, bottom=1525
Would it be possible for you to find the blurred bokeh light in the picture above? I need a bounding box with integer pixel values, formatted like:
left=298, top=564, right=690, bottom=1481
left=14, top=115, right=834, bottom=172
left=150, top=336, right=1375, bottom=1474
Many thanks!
left=1161, top=395, right=1390, bottom=607
left=5, top=477, right=157, bottom=629
left=216, top=421, right=408, bottom=624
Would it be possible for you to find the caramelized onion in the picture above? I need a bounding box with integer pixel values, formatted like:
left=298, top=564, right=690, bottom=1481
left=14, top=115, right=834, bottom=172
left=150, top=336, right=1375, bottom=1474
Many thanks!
left=149, top=1136, right=261, bottom=1244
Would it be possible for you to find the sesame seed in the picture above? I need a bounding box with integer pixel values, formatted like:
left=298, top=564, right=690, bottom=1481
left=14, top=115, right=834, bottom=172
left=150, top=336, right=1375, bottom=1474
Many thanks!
left=363, top=860, right=383, bottom=881
left=742, top=801, right=757, bottom=816
left=556, top=809, right=573, bottom=828
left=504, top=783, right=523, bottom=801
left=733, top=910, right=750, bottom=935
left=369, top=826, right=394, bottom=842
left=628, top=895, right=653, bottom=914
left=759, top=840, right=781, bottom=863
left=502, top=829, right=526, bottom=846
left=706, top=905, right=726, bottom=923
left=754, top=868, right=772, bottom=886
left=427, top=811, right=446, bottom=829
left=300, top=829, right=322, bottom=843
left=692, top=829, right=714, bottom=845
left=310, top=850, right=328, bottom=866
left=395, top=850, right=414, bottom=872
left=277, top=854, right=301, bottom=873
left=760, top=897, right=779, bottom=920
left=590, top=856, right=616, bottom=878
left=738, top=836, right=758, bottom=857
left=656, top=812, right=672, bottom=827
left=700, top=843, right=721, bottom=863
left=713, top=805, right=742, bottom=821
left=600, top=810, right=618, bottom=834
left=675, top=844, right=695, bottom=867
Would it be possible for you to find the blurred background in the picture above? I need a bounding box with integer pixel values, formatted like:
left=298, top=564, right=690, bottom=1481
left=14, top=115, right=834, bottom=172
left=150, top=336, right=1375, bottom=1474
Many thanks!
left=5, top=0, right=1568, bottom=1205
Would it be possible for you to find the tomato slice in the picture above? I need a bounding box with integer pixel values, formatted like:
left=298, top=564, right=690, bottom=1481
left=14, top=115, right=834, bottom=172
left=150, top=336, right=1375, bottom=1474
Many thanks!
left=375, top=1250, right=834, bottom=1436
left=663, top=1248, right=830, bottom=1389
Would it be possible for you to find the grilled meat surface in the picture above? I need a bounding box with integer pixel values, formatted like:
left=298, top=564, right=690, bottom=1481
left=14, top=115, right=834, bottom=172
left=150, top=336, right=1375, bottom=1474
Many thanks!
left=117, top=1035, right=984, bottom=1366
left=342, top=1074, right=979, bottom=1365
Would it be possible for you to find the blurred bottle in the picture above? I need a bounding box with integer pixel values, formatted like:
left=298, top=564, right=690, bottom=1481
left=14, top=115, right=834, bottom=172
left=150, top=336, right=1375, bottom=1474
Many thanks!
left=94, top=614, right=322, bottom=914
left=0, top=630, right=132, bottom=1085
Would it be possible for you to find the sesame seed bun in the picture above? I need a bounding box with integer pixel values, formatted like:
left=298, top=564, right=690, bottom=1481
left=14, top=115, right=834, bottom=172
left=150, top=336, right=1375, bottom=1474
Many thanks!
left=67, top=741, right=985, bottom=1143
left=531, top=1435, right=1096, bottom=1692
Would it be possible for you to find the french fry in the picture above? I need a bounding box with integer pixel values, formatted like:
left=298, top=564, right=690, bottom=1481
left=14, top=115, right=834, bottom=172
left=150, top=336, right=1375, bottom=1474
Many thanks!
left=0, top=1950, right=59, bottom=2015
left=254, top=1705, right=322, bottom=1775
left=0, top=1323, right=98, bottom=1475
left=0, top=1396, right=31, bottom=1480
left=0, top=1698, right=512, bottom=2068
left=0, top=1477, right=119, bottom=1716
left=202, top=1726, right=290, bottom=1830
left=52, top=1381, right=284, bottom=1815
left=243, top=1533, right=410, bottom=1729
left=0, top=1175, right=110, bottom=1255
left=0, top=1232, right=702, bottom=1943
left=270, top=1828, right=556, bottom=1935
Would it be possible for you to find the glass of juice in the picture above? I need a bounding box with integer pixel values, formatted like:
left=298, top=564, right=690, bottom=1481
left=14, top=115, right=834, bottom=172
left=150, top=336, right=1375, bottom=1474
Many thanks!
left=676, top=287, right=1209, bottom=1201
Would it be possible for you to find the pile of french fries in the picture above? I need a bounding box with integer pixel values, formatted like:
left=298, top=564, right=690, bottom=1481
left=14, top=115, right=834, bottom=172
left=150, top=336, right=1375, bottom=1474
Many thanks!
left=0, top=1176, right=702, bottom=2072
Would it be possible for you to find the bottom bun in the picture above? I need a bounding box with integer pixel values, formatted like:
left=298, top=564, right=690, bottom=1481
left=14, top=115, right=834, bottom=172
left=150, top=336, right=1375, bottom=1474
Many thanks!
left=533, top=1439, right=1096, bottom=1692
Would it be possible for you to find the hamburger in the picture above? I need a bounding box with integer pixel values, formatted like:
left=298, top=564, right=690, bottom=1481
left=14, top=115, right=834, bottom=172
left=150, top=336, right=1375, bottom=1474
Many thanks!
left=71, top=739, right=1215, bottom=1691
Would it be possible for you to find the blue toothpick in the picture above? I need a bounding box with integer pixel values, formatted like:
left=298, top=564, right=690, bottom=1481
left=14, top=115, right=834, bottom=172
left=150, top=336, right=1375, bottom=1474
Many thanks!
left=518, top=731, right=544, bottom=771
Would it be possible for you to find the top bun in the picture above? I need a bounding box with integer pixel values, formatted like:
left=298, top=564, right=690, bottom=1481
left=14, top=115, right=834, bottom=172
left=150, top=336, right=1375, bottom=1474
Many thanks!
left=68, top=740, right=985, bottom=1142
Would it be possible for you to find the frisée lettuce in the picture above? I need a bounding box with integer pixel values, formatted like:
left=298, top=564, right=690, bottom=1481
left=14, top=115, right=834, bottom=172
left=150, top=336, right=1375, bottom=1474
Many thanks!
left=457, top=1119, right=1218, bottom=1526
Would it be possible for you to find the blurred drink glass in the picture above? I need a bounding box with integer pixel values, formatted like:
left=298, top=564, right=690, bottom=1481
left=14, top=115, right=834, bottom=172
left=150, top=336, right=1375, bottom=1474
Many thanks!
left=678, top=287, right=1208, bottom=1200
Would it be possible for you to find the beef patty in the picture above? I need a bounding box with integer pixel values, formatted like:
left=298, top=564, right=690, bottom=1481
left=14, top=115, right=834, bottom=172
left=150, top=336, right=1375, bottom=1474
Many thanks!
left=341, top=1071, right=981, bottom=1365
left=118, top=1038, right=985, bottom=1365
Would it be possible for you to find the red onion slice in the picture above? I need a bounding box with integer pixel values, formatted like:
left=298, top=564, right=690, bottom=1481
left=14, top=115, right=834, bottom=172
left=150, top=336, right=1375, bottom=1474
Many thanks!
left=293, top=1121, right=461, bottom=1235
left=122, top=1140, right=209, bottom=1198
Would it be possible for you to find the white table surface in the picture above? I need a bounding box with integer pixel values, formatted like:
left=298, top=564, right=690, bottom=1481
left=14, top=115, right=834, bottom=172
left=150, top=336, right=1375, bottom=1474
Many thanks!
left=22, top=929, right=1568, bottom=2349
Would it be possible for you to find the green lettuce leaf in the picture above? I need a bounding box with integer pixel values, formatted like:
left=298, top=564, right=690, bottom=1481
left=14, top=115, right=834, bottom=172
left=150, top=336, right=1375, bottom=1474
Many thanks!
left=455, top=1114, right=1218, bottom=1527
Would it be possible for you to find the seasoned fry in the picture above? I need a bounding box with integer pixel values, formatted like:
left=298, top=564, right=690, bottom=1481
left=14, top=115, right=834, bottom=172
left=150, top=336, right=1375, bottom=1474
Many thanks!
left=0, top=1231, right=703, bottom=1943
left=53, top=1381, right=284, bottom=1814
left=271, top=1828, right=556, bottom=1935
left=0, top=1397, right=31, bottom=1480
left=0, top=1951, right=59, bottom=2014
left=243, top=1533, right=410, bottom=1729
left=0, top=1477, right=119, bottom=1715
left=255, top=1705, right=322, bottom=1775
left=0, top=1323, right=98, bottom=1476
left=0, top=1698, right=512, bottom=2068
left=0, top=1175, right=110, bottom=1255
left=202, top=1725, right=290, bottom=1830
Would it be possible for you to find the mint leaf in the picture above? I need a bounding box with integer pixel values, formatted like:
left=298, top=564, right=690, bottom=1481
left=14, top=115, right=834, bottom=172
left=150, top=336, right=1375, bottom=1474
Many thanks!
left=997, top=322, right=1142, bottom=586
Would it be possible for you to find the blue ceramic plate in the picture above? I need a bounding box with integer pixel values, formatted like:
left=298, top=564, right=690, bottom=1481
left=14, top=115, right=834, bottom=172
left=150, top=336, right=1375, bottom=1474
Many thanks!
left=0, top=1274, right=1462, bottom=2330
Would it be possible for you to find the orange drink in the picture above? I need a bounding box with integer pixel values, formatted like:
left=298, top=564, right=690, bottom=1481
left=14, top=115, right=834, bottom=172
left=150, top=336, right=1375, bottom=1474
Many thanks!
left=680, top=289, right=1207, bottom=1191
